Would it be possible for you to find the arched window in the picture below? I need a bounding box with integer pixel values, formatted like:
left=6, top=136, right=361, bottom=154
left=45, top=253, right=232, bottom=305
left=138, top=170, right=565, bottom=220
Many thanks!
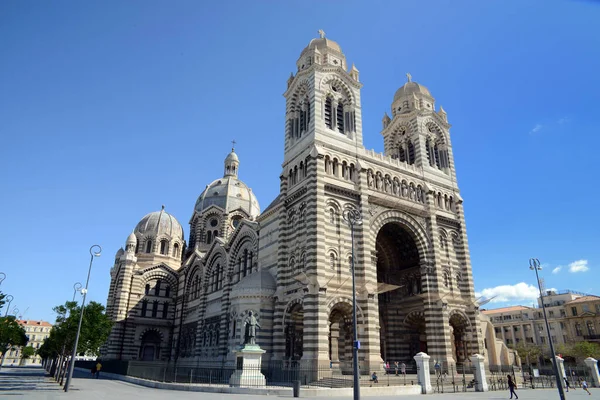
left=348, top=255, right=353, bottom=272
left=213, top=229, right=218, bottom=240
left=243, top=249, right=249, bottom=277
left=398, top=145, right=406, bottom=162
left=173, top=243, right=180, bottom=258
left=152, top=300, right=159, bottom=318
left=145, top=284, right=150, bottom=295
left=329, top=209, right=335, bottom=224
left=165, top=286, right=170, bottom=298
left=289, top=257, right=295, bottom=272
left=587, top=321, right=596, bottom=336
left=206, top=230, right=212, bottom=244
left=325, top=97, right=333, bottom=129
left=425, top=139, right=432, bottom=166
left=160, top=240, right=168, bottom=255
left=155, top=280, right=162, bottom=296
left=329, top=253, right=336, bottom=269
left=336, top=103, right=344, bottom=133
left=434, top=144, right=441, bottom=168
left=407, top=141, right=415, bottom=165
left=141, top=300, right=148, bottom=317
left=162, top=302, right=169, bottom=319
left=145, top=240, right=152, bottom=253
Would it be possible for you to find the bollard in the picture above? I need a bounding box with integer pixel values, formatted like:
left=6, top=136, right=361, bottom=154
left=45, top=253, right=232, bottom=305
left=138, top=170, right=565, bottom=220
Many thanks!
left=293, top=380, right=301, bottom=397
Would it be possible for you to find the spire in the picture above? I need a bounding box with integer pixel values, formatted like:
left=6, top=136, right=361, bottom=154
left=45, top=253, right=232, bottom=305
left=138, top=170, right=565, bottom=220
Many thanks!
left=224, top=144, right=240, bottom=178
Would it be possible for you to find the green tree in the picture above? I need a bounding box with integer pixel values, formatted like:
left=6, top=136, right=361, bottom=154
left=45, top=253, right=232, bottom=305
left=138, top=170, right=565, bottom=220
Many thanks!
left=514, top=342, right=543, bottom=365
left=0, top=291, right=6, bottom=311
left=0, top=316, right=28, bottom=355
left=559, top=341, right=600, bottom=362
left=20, top=345, right=36, bottom=364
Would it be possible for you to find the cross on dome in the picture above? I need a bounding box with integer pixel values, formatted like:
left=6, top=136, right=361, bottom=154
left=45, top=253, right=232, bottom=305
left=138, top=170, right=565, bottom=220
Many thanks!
left=231, top=139, right=236, bottom=151
left=406, top=72, right=412, bottom=83
left=318, top=29, right=326, bottom=39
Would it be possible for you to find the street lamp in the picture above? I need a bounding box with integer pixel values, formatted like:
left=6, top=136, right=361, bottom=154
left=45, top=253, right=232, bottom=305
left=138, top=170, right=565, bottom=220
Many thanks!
left=72, top=282, right=82, bottom=302
left=342, top=207, right=362, bottom=400
left=0, top=272, right=5, bottom=286
left=4, top=295, right=13, bottom=317
left=64, top=245, right=101, bottom=392
left=529, top=258, right=565, bottom=400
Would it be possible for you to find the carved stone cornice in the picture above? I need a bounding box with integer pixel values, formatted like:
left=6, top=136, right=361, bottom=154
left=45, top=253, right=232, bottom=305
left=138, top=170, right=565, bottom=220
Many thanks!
left=285, top=186, right=308, bottom=206
left=436, top=215, right=461, bottom=229
left=324, top=184, right=360, bottom=200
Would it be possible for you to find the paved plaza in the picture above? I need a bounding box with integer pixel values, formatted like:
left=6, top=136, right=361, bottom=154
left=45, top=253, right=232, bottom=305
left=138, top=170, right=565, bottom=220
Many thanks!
left=0, top=366, right=597, bottom=399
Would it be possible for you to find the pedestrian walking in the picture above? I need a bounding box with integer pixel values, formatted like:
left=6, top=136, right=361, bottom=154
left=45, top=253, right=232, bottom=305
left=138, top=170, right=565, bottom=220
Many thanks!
left=95, top=361, right=102, bottom=379
left=394, top=361, right=399, bottom=375
left=507, top=374, right=518, bottom=399
left=564, top=377, right=574, bottom=392
left=582, top=380, right=591, bottom=395
left=401, top=361, right=406, bottom=376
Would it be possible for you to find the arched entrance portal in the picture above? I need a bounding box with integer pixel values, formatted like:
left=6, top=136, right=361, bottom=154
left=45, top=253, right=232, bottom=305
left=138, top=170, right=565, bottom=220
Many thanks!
left=284, top=303, right=304, bottom=361
left=376, top=222, right=423, bottom=363
left=139, top=330, right=162, bottom=361
left=449, top=312, right=470, bottom=365
left=328, top=302, right=353, bottom=372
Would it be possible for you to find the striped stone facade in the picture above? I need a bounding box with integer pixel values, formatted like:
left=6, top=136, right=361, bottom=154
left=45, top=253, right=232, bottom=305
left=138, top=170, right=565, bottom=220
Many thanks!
left=102, top=34, right=483, bottom=371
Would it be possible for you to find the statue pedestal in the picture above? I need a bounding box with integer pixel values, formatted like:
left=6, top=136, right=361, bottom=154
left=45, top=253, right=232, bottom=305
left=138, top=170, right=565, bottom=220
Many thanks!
left=229, top=344, right=267, bottom=388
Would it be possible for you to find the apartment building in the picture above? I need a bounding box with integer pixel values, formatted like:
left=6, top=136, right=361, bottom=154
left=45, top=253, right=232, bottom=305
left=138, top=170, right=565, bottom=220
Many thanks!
left=1, top=320, right=52, bottom=366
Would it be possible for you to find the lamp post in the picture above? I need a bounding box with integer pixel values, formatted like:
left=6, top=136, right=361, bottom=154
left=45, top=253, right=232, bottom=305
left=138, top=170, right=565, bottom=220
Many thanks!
left=529, top=258, right=565, bottom=400
left=343, top=207, right=362, bottom=400
left=72, top=282, right=82, bottom=302
left=0, top=272, right=5, bottom=286
left=4, top=295, right=13, bottom=317
left=64, top=245, right=101, bottom=392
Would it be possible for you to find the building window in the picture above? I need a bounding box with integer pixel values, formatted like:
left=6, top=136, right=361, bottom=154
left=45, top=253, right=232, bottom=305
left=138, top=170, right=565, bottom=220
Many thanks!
left=155, top=280, right=161, bottom=296
left=336, top=103, right=344, bottom=133
left=587, top=321, right=596, bottom=336
left=141, top=300, right=148, bottom=317
left=162, top=302, right=169, bottom=319
left=173, top=243, right=180, bottom=258
left=549, top=310, right=554, bottom=318
left=145, top=240, right=153, bottom=253
left=165, top=286, right=170, bottom=298
left=575, top=323, right=583, bottom=336
left=160, top=240, right=168, bottom=255
left=324, top=97, right=333, bottom=129
left=152, top=300, right=159, bottom=318
left=571, top=307, right=578, bottom=316
left=207, top=230, right=212, bottom=244
left=329, top=253, right=336, bottom=270
left=145, top=284, right=150, bottom=295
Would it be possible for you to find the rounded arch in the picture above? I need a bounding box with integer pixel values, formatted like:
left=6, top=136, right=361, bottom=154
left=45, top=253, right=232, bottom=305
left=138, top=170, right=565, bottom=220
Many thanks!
left=369, top=209, right=431, bottom=260
left=403, top=310, right=425, bottom=327
left=281, top=297, right=304, bottom=331
left=288, top=80, right=311, bottom=112
left=449, top=309, right=471, bottom=327
left=140, top=268, right=178, bottom=290
left=319, top=75, right=355, bottom=105
left=424, top=120, right=448, bottom=144
left=326, top=297, right=365, bottom=325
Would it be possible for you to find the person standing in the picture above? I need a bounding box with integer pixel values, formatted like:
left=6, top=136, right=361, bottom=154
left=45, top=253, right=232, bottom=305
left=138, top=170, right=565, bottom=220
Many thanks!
left=507, top=375, right=518, bottom=399
left=564, top=377, right=574, bottom=392
left=400, top=362, right=407, bottom=377
left=95, top=361, right=102, bottom=379
left=394, top=361, right=399, bottom=376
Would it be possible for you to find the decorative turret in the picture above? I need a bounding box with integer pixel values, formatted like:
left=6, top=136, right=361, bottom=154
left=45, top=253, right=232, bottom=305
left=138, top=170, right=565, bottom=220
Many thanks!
left=125, top=232, right=137, bottom=253
left=224, top=142, right=239, bottom=178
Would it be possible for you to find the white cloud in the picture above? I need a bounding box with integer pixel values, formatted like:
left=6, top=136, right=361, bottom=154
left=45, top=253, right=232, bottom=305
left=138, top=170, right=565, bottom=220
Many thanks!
left=475, top=282, right=539, bottom=303
left=557, top=117, right=570, bottom=125
left=529, top=124, right=543, bottom=134
left=568, top=259, right=589, bottom=273
left=552, top=266, right=562, bottom=274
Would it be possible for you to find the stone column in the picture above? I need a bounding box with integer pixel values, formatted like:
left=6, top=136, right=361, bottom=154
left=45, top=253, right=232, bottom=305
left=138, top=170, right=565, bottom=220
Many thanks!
left=414, top=352, right=433, bottom=394
left=330, top=323, right=340, bottom=368
left=584, top=357, right=599, bottom=388
left=470, top=354, right=488, bottom=392
left=555, top=355, right=566, bottom=380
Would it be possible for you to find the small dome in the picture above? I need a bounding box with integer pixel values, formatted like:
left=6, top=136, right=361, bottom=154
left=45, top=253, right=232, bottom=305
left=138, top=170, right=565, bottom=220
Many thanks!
left=126, top=232, right=137, bottom=245
left=232, top=269, right=276, bottom=297
left=393, top=81, right=432, bottom=102
left=304, top=37, right=342, bottom=54
left=225, top=149, right=239, bottom=163
left=134, top=206, right=184, bottom=241
left=116, top=248, right=125, bottom=257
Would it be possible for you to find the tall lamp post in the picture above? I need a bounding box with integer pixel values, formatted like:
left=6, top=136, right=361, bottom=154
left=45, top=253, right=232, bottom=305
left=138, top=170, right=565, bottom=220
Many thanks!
left=64, top=245, right=101, bottom=392
left=0, top=272, right=6, bottom=286
left=529, top=258, right=565, bottom=400
left=343, top=207, right=362, bottom=400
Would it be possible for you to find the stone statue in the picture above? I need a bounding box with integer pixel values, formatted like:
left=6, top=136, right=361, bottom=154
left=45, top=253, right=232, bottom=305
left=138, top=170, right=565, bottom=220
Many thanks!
left=318, top=29, right=326, bottom=39
left=243, top=311, right=261, bottom=345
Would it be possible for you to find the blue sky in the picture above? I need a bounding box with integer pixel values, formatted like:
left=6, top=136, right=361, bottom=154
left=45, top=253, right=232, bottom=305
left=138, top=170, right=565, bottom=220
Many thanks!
left=1, top=1, right=599, bottom=322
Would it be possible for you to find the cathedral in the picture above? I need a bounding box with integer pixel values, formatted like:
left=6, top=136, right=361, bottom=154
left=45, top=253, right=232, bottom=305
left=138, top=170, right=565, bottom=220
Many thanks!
left=102, top=32, right=497, bottom=372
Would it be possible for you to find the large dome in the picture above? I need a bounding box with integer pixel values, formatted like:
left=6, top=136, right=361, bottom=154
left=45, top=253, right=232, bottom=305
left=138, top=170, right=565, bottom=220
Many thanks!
left=393, top=81, right=432, bottom=102
left=134, top=206, right=184, bottom=241
left=302, top=37, right=342, bottom=54
left=194, top=176, right=260, bottom=218
left=194, top=149, right=260, bottom=219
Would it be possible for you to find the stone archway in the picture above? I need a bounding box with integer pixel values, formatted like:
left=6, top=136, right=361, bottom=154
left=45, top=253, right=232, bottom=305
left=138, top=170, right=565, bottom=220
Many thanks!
left=376, top=221, right=422, bottom=363
left=139, top=330, right=162, bottom=361
left=328, top=302, right=353, bottom=372
left=449, top=311, right=470, bottom=365
left=284, top=303, right=304, bottom=361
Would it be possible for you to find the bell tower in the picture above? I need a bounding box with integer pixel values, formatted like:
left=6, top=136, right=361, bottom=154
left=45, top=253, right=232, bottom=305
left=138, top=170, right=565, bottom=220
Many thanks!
left=283, top=30, right=364, bottom=164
